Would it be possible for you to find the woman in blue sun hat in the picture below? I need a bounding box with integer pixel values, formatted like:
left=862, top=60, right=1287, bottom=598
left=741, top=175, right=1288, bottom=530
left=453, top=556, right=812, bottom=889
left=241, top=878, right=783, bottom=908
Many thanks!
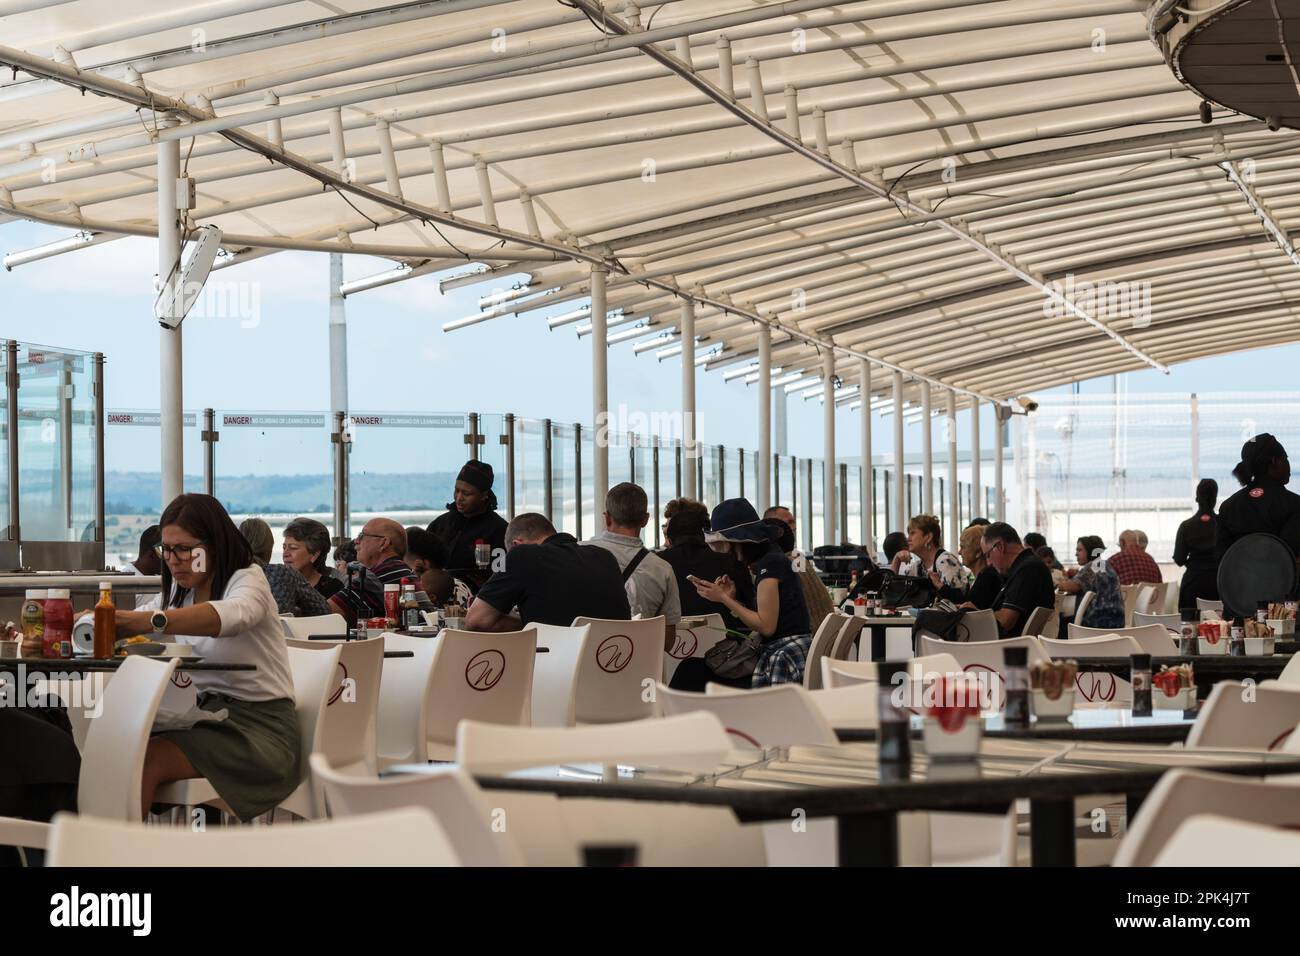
left=669, top=498, right=811, bottom=690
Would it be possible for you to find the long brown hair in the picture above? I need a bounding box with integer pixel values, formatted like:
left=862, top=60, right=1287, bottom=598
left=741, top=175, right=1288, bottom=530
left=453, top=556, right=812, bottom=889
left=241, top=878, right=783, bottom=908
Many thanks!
left=159, top=494, right=255, bottom=607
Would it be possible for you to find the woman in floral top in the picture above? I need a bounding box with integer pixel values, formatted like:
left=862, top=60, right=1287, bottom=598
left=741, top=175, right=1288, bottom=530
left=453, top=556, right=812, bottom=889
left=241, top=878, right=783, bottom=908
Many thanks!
left=890, top=514, right=967, bottom=603
left=1059, top=534, right=1124, bottom=629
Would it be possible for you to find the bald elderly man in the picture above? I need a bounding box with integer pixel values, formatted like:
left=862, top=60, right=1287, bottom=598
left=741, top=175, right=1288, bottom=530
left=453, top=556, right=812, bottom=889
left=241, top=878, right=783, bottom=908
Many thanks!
left=328, top=517, right=412, bottom=625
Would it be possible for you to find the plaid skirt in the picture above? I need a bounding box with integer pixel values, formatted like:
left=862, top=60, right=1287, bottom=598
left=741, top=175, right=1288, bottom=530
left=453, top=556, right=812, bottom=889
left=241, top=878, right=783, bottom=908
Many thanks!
left=751, top=633, right=812, bottom=688
left=156, top=692, right=300, bottom=822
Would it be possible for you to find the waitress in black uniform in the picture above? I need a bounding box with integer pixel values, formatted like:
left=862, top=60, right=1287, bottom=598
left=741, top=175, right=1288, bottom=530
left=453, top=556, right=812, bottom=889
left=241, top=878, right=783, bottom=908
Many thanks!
left=1173, top=478, right=1220, bottom=610
left=1215, top=434, right=1300, bottom=616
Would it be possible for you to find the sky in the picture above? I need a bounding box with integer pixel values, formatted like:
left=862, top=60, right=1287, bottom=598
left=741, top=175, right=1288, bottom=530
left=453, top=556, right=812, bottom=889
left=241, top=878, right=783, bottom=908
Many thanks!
left=2, top=217, right=1297, bottom=468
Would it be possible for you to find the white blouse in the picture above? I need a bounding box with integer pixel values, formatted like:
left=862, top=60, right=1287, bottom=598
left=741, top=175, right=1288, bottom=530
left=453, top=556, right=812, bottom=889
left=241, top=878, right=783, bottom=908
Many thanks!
left=139, top=564, right=296, bottom=703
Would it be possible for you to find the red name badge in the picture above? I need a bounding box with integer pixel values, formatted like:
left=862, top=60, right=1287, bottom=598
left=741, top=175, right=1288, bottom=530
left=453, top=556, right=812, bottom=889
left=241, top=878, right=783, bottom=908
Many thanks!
left=1250, top=488, right=1265, bottom=498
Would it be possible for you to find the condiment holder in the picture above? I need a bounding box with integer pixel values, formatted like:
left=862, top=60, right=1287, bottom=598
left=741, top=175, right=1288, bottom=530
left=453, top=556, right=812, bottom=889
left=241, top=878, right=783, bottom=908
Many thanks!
left=922, top=674, right=983, bottom=760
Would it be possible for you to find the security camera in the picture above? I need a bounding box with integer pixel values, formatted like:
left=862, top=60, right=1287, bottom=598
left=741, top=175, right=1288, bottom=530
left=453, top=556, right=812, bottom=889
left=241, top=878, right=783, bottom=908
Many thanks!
left=1017, top=396, right=1039, bottom=413
left=154, top=224, right=223, bottom=329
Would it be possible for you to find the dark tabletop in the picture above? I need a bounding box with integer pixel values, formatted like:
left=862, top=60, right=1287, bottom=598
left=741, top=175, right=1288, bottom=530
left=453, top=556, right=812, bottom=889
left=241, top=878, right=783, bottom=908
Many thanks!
left=0, top=656, right=257, bottom=671
left=836, top=709, right=1195, bottom=744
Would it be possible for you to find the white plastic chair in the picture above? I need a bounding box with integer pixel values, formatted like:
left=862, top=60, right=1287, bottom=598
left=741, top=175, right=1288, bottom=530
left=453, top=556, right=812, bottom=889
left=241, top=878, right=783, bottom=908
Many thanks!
left=1074, top=590, right=1095, bottom=625
left=0, top=656, right=178, bottom=842
left=660, top=682, right=837, bottom=749
left=1151, top=814, right=1300, bottom=866
left=528, top=623, right=590, bottom=727
left=424, top=627, right=537, bottom=759
left=1114, top=769, right=1300, bottom=867
left=1066, top=623, right=1178, bottom=655
left=963, top=608, right=1000, bottom=643
left=82, top=655, right=180, bottom=820
left=376, top=633, right=439, bottom=769
left=310, top=754, right=524, bottom=866
left=1162, top=581, right=1180, bottom=614
left=1120, top=583, right=1142, bottom=627
left=281, top=614, right=346, bottom=639
left=917, top=635, right=1049, bottom=711
left=663, top=613, right=726, bottom=686
left=1186, top=681, right=1300, bottom=750
left=1022, top=606, right=1054, bottom=638
left=287, top=636, right=385, bottom=776
left=1132, top=611, right=1180, bottom=630
left=1039, top=634, right=1140, bottom=706
left=804, top=612, right=850, bottom=690
left=570, top=616, right=665, bottom=724
left=1133, top=584, right=1161, bottom=617
left=1196, top=597, right=1224, bottom=613
left=456, top=710, right=731, bottom=774
left=827, top=615, right=867, bottom=664
left=1277, top=653, right=1300, bottom=687
left=155, top=642, right=342, bottom=820
left=47, top=807, right=460, bottom=866
left=822, top=652, right=962, bottom=689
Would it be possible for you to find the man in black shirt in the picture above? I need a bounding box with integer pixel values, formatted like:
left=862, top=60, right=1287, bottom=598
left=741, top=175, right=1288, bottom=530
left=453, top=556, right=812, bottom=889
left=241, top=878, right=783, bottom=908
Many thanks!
left=982, top=522, right=1055, bottom=637
left=466, top=513, right=630, bottom=630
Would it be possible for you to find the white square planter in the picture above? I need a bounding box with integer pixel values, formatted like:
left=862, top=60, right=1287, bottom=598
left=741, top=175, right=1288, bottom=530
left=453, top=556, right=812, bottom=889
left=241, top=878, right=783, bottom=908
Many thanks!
left=1032, top=686, right=1075, bottom=718
left=922, top=716, right=982, bottom=759
left=1198, top=634, right=1229, bottom=656
left=1153, top=686, right=1197, bottom=709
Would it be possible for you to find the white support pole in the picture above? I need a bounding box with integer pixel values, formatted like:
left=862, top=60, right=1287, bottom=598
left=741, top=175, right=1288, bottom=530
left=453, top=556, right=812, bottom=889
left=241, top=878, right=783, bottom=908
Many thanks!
left=681, top=299, right=697, bottom=498
left=263, top=90, right=282, bottom=148
left=474, top=158, right=498, bottom=227
left=783, top=85, right=800, bottom=140
left=329, top=254, right=348, bottom=416
left=429, top=142, right=452, bottom=213
left=892, top=370, right=904, bottom=532
left=971, top=398, right=983, bottom=519
left=158, top=116, right=183, bottom=506
left=947, top=389, right=959, bottom=551
left=859, top=358, right=872, bottom=549
left=327, top=106, right=349, bottom=421
left=994, top=407, right=1005, bottom=521
left=758, top=325, right=771, bottom=511
left=519, top=189, right=541, bottom=238
left=375, top=118, right=403, bottom=199
left=921, top=380, right=933, bottom=514
left=716, top=36, right=733, bottom=96
left=746, top=58, right=769, bottom=123
left=592, top=264, right=609, bottom=512
left=822, top=350, right=836, bottom=547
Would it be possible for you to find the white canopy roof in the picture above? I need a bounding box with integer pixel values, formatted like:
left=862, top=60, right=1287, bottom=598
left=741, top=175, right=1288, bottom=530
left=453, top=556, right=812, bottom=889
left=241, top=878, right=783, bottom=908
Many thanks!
left=1, top=0, right=1294, bottom=409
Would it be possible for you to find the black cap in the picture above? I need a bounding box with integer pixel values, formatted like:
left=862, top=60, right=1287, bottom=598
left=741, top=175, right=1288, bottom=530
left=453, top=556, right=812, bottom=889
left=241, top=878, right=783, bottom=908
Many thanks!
left=1180, top=608, right=1199, bottom=622
left=1002, top=647, right=1027, bottom=666
left=1131, top=653, right=1152, bottom=669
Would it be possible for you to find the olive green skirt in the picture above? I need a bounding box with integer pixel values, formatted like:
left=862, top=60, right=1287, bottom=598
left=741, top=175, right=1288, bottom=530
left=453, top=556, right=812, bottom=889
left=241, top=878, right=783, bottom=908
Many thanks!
left=156, top=692, right=301, bottom=822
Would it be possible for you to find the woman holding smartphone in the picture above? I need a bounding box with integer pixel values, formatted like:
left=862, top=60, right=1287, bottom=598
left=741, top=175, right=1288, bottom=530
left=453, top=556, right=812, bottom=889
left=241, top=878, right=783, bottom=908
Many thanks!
left=670, top=498, right=811, bottom=690
left=113, top=494, right=300, bottom=821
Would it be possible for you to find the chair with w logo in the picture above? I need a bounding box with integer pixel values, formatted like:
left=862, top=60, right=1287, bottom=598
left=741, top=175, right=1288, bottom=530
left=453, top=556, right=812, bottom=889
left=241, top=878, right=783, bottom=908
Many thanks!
left=570, top=616, right=665, bottom=724
left=423, top=627, right=537, bottom=760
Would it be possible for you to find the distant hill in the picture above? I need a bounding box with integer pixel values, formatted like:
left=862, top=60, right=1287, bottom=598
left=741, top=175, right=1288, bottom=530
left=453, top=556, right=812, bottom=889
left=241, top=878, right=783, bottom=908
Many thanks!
left=104, top=470, right=462, bottom=515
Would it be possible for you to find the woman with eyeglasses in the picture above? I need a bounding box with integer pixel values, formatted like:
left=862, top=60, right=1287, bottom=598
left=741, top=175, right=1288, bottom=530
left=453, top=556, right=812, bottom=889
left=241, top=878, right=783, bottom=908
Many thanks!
left=112, top=494, right=299, bottom=821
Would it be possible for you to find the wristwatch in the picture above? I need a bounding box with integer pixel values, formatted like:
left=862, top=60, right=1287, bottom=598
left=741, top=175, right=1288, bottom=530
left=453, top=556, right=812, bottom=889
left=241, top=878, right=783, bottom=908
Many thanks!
left=150, top=610, right=168, bottom=634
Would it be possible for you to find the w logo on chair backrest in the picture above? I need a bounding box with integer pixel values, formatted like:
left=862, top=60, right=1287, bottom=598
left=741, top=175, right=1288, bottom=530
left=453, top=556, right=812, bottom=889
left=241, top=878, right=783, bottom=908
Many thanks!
left=669, top=628, right=699, bottom=660
left=596, top=634, right=634, bottom=673
left=171, top=671, right=193, bottom=689
left=1075, top=671, right=1117, bottom=702
left=326, top=662, right=349, bottom=706
left=465, top=649, right=506, bottom=691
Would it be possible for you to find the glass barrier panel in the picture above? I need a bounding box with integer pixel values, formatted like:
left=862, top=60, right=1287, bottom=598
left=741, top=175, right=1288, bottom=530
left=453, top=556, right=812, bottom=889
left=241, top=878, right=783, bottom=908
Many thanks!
left=214, top=410, right=336, bottom=552
left=103, top=409, right=204, bottom=567
left=513, top=417, right=549, bottom=518
left=347, top=412, right=468, bottom=542
left=551, top=423, right=578, bottom=537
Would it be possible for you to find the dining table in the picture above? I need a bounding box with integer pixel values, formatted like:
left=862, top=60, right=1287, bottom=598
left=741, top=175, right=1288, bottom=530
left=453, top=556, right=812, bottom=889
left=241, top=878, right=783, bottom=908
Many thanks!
left=422, top=740, right=1300, bottom=867
left=834, top=707, right=1196, bottom=744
